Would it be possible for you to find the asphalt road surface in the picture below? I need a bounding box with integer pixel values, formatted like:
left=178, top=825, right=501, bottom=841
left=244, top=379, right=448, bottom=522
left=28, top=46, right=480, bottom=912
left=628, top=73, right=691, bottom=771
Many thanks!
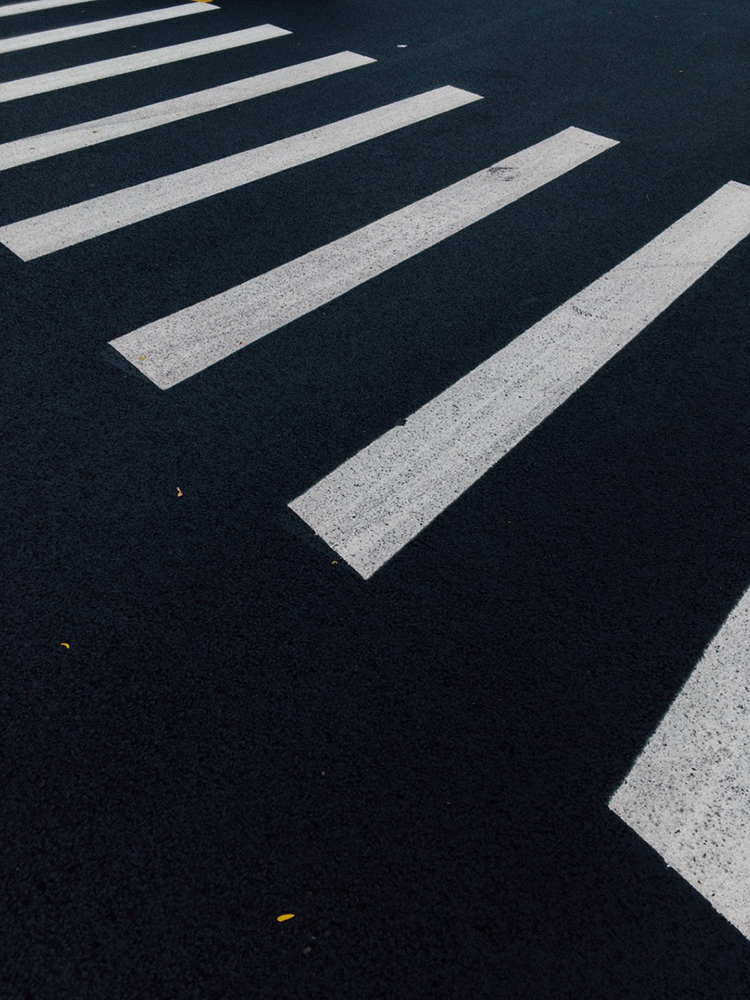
left=2, top=0, right=749, bottom=997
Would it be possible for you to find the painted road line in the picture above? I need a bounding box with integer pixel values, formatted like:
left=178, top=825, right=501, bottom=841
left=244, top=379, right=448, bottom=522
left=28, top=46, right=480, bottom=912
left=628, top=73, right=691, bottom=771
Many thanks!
left=0, top=2, right=216, bottom=54
left=0, top=24, right=289, bottom=102
left=1, top=86, right=481, bottom=259
left=0, top=0, right=99, bottom=18
left=109, top=126, right=618, bottom=388
left=0, top=52, right=375, bottom=171
left=610, top=582, right=750, bottom=942
left=289, top=180, right=750, bottom=579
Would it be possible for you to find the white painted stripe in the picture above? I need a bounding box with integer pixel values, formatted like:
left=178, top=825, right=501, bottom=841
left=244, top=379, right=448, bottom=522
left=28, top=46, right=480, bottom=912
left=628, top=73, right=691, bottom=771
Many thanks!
left=0, top=24, right=289, bottom=103
left=289, top=180, right=750, bottom=578
left=0, top=0, right=98, bottom=18
left=109, top=126, right=618, bottom=390
left=1, top=86, right=479, bottom=259
left=610, top=583, right=750, bottom=942
left=0, top=52, right=375, bottom=171
left=0, top=2, right=216, bottom=54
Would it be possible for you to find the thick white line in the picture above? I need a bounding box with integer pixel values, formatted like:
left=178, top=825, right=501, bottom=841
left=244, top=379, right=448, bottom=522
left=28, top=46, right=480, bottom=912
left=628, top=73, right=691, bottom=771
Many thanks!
left=1, top=86, right=480, bottom=259
left=610, top=583, right=750, bottom=942
left=0, top=24, right=289, bottom=102
left=0, top=2, right=216, bottom=54
left=0, top=0, right=99, bottom=18
left=289, top=180, right=750, bottom=578
left=109, top=127, right=618, bottom=389
left=0, top=51, right=375, bottom=171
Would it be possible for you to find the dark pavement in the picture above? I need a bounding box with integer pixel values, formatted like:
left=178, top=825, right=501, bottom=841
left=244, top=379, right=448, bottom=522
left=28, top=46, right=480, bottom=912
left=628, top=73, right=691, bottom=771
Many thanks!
left=2, top=0, right=749, bottom=996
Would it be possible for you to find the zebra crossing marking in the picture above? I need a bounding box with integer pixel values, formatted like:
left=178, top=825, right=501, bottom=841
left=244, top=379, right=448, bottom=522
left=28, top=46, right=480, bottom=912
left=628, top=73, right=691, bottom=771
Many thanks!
left=0, top=24, right=289, bottom=102
left=0, top=85, right=481, bottom=259
left=0, top=51, right=376, bottom=171
left=108, top=126, right=617, bottom=389
left=2, top=0, right=746, bottom=956
left=610, top=582, right=750, bottom=943
left=289, top=181, right=750, bottom=579
left=0, top=2, right=216, bottom=55
left=0, top=0, right=99, bottom=18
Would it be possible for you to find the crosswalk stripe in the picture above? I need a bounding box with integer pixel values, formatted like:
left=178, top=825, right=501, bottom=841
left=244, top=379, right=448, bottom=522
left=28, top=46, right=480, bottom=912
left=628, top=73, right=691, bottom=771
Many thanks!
left=609, top=582, right=750, bottom=943
left=0, top=24, right=289, bottom=102
left=108, top=126, right=617, bottom=389
left=289, top=180, right=750, bottom=579
left=1, top=85, right=479, bottom=259
left=0, top=51, right=375, bottom=171
left=0, top=0, right=99, bottom=18
left=0, top=2, right=216, bottom=55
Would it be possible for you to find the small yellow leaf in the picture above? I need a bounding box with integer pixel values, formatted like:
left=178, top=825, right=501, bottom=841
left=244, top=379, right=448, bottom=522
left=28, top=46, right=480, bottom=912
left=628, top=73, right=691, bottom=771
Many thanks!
left=137, top=355, right=146, bottom=360
left=277, top=913, right=294, bottom=922
left=60, top=642, right=70, bottom=649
